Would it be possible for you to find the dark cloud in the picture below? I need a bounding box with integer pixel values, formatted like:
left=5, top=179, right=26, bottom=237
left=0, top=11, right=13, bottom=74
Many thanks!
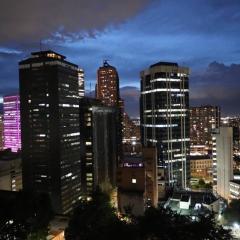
left=120, top=86, right=140, bottom=118
left=190, top=62, right=240, bottom=116
left=0, top=0, right=151, bottom=44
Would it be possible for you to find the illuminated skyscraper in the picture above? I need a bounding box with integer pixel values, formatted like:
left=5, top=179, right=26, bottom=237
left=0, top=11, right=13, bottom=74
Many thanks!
left=96, top=60, right=122, bottom=162
left=96, top=60, right=120, bottom=107
left=190, top=106, right=220, bottom=154
left=19, top=50, right=81, bottom=214
left=140, top=62, right=190, bottom=189
left=3, top=95, right=21, bottom=152
left=78, top=68, right=85, bottom=98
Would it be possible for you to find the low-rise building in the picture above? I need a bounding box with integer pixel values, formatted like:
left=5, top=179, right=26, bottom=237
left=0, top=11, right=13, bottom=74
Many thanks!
left=229, top=180, right=240, bottom=200
left=165, top=191, right=220, bottom=217
left=0, top=150, right=22, bottom=191
left=47, top=216, right=69, bottom=240
left=117, top=147, right=158, bottom=216
left=190, top=156, right=213, bottom=182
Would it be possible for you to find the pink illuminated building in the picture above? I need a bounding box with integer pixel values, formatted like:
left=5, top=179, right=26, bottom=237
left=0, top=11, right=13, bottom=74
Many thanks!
left=3, top=95, right=21, bottom=152
left=0, top=114, right=3, bottom=151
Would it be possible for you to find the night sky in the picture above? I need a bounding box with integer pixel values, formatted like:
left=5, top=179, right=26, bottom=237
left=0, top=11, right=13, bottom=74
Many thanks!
left=1, top=0, right=240, bottom=117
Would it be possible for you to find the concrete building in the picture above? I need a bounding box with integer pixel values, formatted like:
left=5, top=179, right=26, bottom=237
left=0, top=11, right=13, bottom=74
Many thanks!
left=165, top=191, right=220, bottom=217
left=117, top=166, right=145, bottom=216
left=143, top=147, right=158, bottom=206
left=0, top=150, right=22, bottom=191
left=221, top=117, right=240, bottom=153
left=122, top=111, right=141, bottom=155
left=190, top=156, right=213, bottom=182
left=229, top=180, right=240, bottom=200
left=3, top=95, right=21, bottom=152
left=79, top=97, right=118, bottom=197
left=140, top=62, right=190, bottom=189
left=19, top=50, right=81, bottom=214
left=212, top=127, right=233, bottom=200
left=117, top=147, right=158, bottom=215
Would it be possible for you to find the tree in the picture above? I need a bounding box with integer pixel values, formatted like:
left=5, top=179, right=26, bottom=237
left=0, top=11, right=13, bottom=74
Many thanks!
left=137, top=207, right=232, bottom=240
left=66, top=189, right=232, bottom=240
left=0, top=191, right=53, bottom=239
left=223, top=199, right=240, bottom=225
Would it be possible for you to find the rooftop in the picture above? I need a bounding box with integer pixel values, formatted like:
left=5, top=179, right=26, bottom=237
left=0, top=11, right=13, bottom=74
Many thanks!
left=150, top=61, right=178, bottom=68
left=31, top=50, right=66, bottom=60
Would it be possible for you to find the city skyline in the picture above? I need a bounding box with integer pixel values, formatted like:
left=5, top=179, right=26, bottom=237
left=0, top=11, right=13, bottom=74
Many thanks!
left=1, top=0, right=240, bottom=116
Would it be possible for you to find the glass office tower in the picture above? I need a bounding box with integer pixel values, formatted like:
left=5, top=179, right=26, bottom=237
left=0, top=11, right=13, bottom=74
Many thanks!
left=19, top=51, right=81, bottom=214
left=140, top=62, right=190, bottom=189
left=3, top=95, right=21, bottom=152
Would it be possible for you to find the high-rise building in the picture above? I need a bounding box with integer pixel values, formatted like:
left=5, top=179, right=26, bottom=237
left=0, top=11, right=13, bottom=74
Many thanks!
left=19, top=50, right=81, bottom=214
left=96, top=60, right=120, bottom=107
left=190, top=106, right=220, bottom=155
left=78, top=68, right=85, bottom=98
left=96, top=60, right=122, bottom=162
left=212, top=127, right=233, bottom=200
left=3, top=95, right=21, bottom=152
left=221, top=117, right=240, bottom=153
left=0, top=114, right=3, bottom=151
left=122, top=111, right=141, bottom=155
left=140, top=62, right=190, bottom=189
left=79, top=97, right=118, bottom=197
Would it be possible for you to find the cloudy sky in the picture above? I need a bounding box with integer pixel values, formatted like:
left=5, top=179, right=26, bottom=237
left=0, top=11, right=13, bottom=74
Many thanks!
left=1, top=0, right=240, bottom=117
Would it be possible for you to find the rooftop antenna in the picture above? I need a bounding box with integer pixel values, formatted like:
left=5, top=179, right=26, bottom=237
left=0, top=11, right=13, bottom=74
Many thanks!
left=40, top=40, right=43, bottom=51
left=89, top=82, right=92, bottom=98
left=103, top=59, right=109, bottom=67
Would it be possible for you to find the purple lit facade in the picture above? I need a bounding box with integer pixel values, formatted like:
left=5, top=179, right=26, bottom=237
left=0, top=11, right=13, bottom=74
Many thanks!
left=3, top=95, right=21, bottom=152
left=0, top=114, right=3, bottom=150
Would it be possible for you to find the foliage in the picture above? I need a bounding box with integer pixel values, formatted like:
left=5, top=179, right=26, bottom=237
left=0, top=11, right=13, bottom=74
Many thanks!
left=0, top=191, right=53, bottom=239
left=66, top=188, right=136, bottom=240
left=223, top=199, right=240, bottom=225
left=66, top=189, right=232, bottom=240
left=191, top=178, right=212, bottom=190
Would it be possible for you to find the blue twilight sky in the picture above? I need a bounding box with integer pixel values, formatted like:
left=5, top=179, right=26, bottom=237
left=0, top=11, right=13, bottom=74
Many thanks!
left=1, top=0, right=240, bottom=117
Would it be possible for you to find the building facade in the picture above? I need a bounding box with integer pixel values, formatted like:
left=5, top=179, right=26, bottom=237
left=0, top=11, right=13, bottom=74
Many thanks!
left=229, top=180, right=240, bottom=200
left=190, top=106, right=220, bottom=155
left=96, top=60, right=122, bottom=162
left=3, top=95, right=21, bottom=152
left=190, top=157, right=213, bottom=182
left=79, top=98, right=118, bottom=197
left=0, top=150, right=22, bottom=191
left=19, top=50, right=81, bottom=214
left=78, top=68, right=85, bottom=98
left=140, top=62, right=190, bottom=189
left=122, top=111, right=141, bottom=155
left=222, top=117, right=240, bottom=154
left=212, top=127, right=233, bottom=200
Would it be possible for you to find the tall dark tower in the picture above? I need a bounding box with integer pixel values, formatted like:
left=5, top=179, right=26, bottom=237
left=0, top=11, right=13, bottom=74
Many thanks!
left=19, top=50, right=81, bottom=214
left=140, top=62, right=190, bottom=189
left=96, top=60, right=122, bottom=162
left=79, top=98, right=118, bottom=197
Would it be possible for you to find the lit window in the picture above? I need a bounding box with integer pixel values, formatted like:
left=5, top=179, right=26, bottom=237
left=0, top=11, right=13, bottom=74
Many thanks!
left=132, top=178, right=137, bottom=184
